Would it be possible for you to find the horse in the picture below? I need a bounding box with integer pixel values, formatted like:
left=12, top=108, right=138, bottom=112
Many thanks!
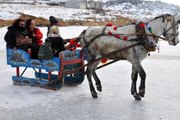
left=79, top=14, right=180, bottom=100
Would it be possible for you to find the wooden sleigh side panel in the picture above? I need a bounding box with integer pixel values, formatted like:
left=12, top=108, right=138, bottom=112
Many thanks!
left=7, top=49, right=30, bottom=67
left=6, top=48, right=85, bottom=90
left=7, top=48, right=60, bottom=72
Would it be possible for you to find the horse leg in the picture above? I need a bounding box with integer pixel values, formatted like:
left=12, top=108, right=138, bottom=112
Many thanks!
left=86, top=64, right=98, bottom=98
left=138, top=66, right=146, bottom=98
left=92, top=71, right=102, bottom=92
left=131, top=65, right=141, bottom=100
left=92, top=62, right=102, bottom=92
left=134, top=63, right=146, bottom=98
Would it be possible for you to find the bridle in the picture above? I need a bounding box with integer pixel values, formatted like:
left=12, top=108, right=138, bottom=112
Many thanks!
left=147, top=14, right=178, bottom=43
left=162, top=15, right=178, bottom=43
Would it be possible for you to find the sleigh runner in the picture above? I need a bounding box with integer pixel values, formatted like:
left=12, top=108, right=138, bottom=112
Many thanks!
left=7, top=48, right=85, bottom=90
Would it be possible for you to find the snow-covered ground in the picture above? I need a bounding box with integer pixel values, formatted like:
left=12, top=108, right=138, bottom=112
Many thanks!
left=0, top=3, right=115, bottom=21
left=0, top=27, right=180, bottom=120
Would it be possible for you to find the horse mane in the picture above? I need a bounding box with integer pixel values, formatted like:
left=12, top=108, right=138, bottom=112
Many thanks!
left=154, top=14, right=172, bottom=19
left=148, top=14, right=172, bottom=23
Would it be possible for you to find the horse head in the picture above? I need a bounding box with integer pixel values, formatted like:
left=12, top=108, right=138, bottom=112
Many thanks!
left=163, top=14, right=180, bottom=46
left=147, top=14, right=180, bottom=46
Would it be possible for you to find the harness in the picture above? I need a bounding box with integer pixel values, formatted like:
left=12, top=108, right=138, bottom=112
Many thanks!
left=136, top=22, right=156, bottom=51
left=162, top=15, right=177, bottom=45
left=82, top=26, right=107, bottom=48
left=81, top=25, right=133, bottom=60
left=62, top=14, right=179, bottom=74
left=69, top=14, right=178, bottom=61
left=81, top=23, right=156, bottom=54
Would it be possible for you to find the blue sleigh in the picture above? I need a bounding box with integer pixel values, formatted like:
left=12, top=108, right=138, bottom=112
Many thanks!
left=7, top=48, right=85, bottom=90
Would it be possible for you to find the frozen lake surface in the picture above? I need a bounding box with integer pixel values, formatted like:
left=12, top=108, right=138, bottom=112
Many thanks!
left=0, top=27, right=180, bottom=120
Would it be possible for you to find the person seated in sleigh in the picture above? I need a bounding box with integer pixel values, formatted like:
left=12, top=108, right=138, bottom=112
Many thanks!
left=46, top=16, right=66, bottom=57
left=25, top=19, right=43, bottom=59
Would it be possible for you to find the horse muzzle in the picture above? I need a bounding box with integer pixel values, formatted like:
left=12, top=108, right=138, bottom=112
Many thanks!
left=144, top=42, right=157, bottom=51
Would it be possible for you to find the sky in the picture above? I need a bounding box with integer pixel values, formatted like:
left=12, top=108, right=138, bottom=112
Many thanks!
left=145, top=0, right=180, bottom=6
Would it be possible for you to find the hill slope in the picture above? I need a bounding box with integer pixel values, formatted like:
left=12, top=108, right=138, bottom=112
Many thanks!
left=104, top=0, right=180, bottom=19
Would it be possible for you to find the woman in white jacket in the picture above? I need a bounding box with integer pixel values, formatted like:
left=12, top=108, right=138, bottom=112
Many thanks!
left=46, top=16, right=65, bottom=57
left=47, top=16, right=61, bottom=37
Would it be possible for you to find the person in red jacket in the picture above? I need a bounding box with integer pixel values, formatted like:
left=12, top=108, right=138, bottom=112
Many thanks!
left=26, top=19, right=43, bottom=46
left=25, top=19, right=43, bottom=59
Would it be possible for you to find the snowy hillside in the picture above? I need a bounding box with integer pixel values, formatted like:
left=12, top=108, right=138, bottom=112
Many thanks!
left=0, top=0, right=180, bottom=21
left=104, top=0, right=180, bottom=19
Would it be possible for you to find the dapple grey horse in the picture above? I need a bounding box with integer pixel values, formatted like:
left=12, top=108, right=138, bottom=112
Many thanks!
left=79, top=14, right=180, bottom=100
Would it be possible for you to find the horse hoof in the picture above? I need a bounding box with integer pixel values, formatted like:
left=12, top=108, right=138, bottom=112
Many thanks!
left=139, top=93, right=145, bottom=97
left=139, top=90, right=145, bottom=97
left=134, top=96, right=141, bottom=100
left=92, top=91, right=98, bottom=98
left=133, top=93, right=141, bottom=101
left=96, top=85, right=102, bottom=92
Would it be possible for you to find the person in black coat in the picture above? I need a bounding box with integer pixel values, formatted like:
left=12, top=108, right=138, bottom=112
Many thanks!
left=4, top=18, right=29, bottom=52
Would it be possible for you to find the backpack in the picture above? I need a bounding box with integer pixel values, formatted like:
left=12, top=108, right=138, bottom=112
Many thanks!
left=45, top=37, right=66, bottom=57
left=38, top=42, right=54, bottom=60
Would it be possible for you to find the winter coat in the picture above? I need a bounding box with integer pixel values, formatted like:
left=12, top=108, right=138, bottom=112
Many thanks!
left=47, top=25, right=61, bottom=37
left=46, top=37, right=65, bottom=57
left=28, top=28, right=43, bottom=46
left=4, top=26, right=16, bottom=48
left=4, top=26, right=28, bottom=48
left=46, top=24, right=65, bottom=57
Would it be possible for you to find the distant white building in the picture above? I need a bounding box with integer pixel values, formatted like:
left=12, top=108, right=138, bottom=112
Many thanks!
left=80, top=0, right=103, bottom=10
left=65, top=0, right=84, bottom=8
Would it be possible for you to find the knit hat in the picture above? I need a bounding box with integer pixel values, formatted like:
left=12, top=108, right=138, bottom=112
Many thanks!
left=49, top=16, right=58, bottom=24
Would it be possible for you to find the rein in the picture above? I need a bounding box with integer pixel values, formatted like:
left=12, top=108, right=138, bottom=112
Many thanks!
left=67, top=30, right=164, bottom=53
left=63, top=42, right=143, bottom=76
left=63, top=31, right=164, bottom=75
left=71, top=14, right=178, bottom=49
left=163, top=15, right=176, bottom=39
left=63, top=14, right=179, bottom=76
left=73, top=32, right=165, bottom=45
